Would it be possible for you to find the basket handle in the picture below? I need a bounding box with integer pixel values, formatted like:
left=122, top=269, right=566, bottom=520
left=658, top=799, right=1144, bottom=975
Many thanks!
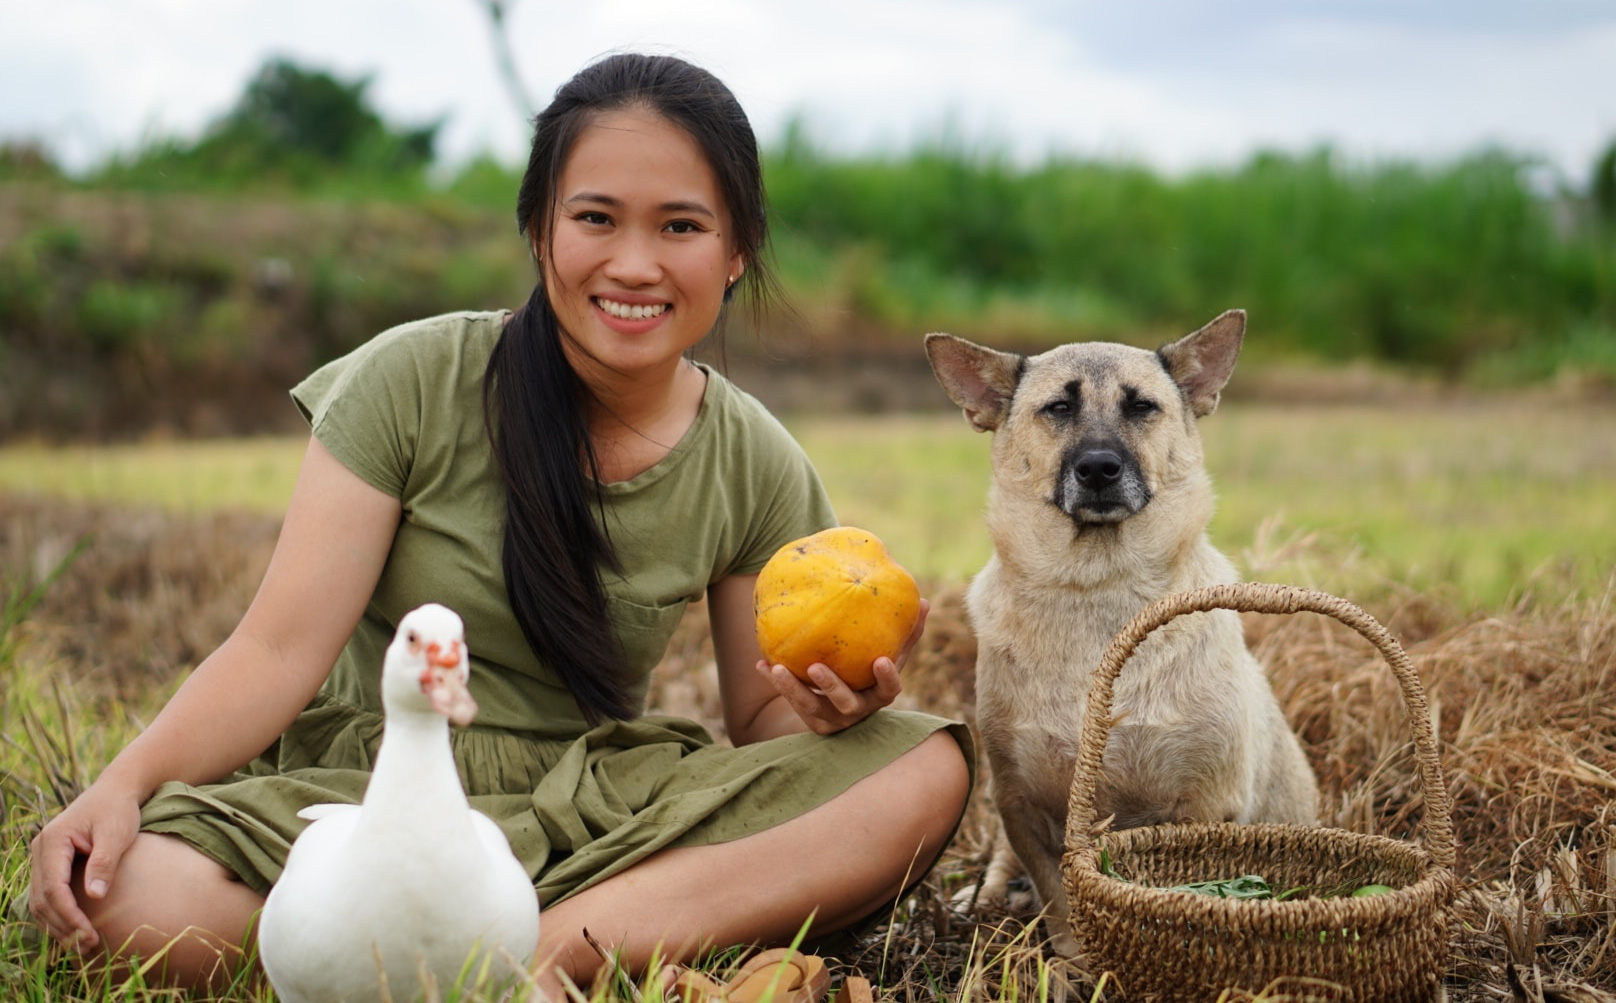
left=1062, top=582, right=1455, bottom=870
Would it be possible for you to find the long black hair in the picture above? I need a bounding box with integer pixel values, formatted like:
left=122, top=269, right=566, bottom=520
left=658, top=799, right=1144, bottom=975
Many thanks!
left=483, top=53, right=778, bottom=724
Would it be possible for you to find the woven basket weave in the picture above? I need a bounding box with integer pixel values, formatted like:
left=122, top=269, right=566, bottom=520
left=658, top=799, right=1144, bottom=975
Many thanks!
left=1060, top=583, right=1457, bottom=1002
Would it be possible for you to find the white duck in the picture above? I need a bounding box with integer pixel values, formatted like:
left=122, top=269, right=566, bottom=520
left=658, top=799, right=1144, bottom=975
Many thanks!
left=258, top=603, right=540, bottom=1003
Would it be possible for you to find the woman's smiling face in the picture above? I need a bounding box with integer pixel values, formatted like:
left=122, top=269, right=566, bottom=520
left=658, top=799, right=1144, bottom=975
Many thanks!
left=539, top=105, right=744, bottom=385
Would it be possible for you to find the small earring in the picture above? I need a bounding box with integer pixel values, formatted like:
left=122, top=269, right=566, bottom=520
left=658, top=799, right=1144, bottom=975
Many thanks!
left=725, top=274, right=736, bottom=287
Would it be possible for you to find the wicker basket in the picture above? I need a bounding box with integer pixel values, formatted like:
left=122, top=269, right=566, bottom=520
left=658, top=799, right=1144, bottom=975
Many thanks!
left=1060, top=583, right=1457, bottom=1002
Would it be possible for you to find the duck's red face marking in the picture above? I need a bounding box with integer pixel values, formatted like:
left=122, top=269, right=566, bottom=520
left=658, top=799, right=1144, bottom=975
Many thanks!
left=415, top=641, right=478, bottom=726
left=416, top=641, right=464, bottom=691
left=427, top=640, right=463, bottom=669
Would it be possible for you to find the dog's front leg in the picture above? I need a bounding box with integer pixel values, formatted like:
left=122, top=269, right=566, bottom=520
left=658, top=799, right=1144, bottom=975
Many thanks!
left=960, top=820, right=1022, bottom=907
left=996, top=793, right=1081, bottom=957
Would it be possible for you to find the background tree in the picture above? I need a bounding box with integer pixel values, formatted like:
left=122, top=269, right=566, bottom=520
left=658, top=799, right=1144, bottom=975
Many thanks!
left=99, top=57, right=442, bottom=188
left=1593, top=138, right=1616, bottom=235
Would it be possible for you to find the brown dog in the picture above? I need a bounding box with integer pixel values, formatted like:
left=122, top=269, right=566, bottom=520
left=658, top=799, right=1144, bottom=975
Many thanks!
left=926, top=310, right=1319, bottom=956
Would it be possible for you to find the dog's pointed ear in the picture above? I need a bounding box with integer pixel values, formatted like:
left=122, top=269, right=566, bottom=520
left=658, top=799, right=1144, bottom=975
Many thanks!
left=1158, top=309, right=1245, bottom=418
left=925, top=333, right=1022, bottom=432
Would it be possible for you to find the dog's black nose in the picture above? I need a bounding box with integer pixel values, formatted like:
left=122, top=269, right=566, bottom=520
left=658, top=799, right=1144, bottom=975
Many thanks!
left=1074, top=449, right=1125, bottom=488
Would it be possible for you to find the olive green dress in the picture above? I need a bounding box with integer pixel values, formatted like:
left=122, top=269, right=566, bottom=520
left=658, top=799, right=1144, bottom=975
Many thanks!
left=139, top=311, right=972, bottom=905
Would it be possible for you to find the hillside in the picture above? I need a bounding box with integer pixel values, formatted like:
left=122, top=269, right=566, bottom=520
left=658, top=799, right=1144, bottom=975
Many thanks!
left=4, top=164, right=1613, bottom=441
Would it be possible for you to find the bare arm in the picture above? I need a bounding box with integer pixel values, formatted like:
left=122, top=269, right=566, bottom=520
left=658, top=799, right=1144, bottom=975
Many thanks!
left=29, top=436, right=400, bottom=947
left=708, top=574, right=806, bottom=744
left=707, top=574, right=929, bottom=744
left=103, top=437, right=400, bottom=790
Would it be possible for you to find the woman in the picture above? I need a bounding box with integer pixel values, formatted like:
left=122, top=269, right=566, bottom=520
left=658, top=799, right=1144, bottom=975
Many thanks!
left=27, top=52, right=972, bottom=997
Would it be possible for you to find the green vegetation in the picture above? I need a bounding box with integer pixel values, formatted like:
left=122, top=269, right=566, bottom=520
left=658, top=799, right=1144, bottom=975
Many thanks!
left=0, top=438, right=306, bottom=513
left=765, top=136, right=1616, bottom=376
left=3, top=59, right=1615, bottom=443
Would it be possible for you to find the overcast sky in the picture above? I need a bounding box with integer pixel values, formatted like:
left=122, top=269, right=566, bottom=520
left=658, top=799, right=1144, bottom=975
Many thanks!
left=3, top=0, right=1613, bottom=186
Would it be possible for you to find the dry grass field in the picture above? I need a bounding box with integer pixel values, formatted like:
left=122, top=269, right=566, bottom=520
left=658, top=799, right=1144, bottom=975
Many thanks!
left=2, top=401, right=1614, bottom=1001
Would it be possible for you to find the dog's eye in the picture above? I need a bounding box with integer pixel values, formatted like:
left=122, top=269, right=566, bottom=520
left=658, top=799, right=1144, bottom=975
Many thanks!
left=1041, top=400, right=1073, bottom=418
left=1125, top=397, right=1159, bottom=418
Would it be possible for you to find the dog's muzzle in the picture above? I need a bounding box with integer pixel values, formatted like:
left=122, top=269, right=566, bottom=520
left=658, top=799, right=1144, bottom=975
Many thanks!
left=1052, top=444, right=1151, bottom=523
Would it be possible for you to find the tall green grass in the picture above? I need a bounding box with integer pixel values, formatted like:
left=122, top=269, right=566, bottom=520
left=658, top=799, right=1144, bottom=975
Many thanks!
left=763, top=139, right=1616, bottom=377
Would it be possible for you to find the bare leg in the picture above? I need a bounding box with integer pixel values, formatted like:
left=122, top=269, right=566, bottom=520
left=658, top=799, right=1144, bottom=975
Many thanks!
left=75, top=832, right=264, bottom=993
left=530, top=730, right=971, bottom=998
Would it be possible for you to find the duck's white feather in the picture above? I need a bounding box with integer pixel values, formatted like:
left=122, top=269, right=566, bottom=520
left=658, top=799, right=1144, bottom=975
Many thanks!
left=295, top=803, right=353, bottom=823
left=258, top=603, right=540, bottom=1003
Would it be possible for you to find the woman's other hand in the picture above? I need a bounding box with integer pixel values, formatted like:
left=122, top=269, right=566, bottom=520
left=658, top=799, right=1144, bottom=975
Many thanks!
left=756, top=598, right=930, bottom=735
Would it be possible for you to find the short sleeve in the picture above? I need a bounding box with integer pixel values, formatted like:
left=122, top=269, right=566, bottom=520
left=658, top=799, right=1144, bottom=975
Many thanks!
left=723, top=399, right=837, bottom=578
left=289, top=325, right=436, bottom=499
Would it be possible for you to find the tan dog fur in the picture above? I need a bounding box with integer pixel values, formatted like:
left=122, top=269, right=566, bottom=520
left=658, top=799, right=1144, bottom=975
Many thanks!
left=925, top=310, right=1319, bottom=956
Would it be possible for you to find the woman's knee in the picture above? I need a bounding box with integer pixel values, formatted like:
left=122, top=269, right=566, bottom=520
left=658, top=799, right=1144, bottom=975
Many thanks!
left=874, top=730, right=972, bottom=841
left=80, top=833, right=262, bottom=987
left=912, top=730, right=972, bottom=808
left=835, top=731, right=971, bottom=921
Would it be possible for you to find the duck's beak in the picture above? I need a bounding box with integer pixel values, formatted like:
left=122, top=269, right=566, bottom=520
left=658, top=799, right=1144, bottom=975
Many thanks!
left=419, top=641, right=478, bottom=726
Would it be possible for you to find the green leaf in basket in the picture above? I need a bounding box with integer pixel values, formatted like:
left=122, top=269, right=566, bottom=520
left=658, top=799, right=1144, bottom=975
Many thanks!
left=1098, top=849, right=1126, bottom=881
left=1168, top=874, right=1290, bottom=899
left=1094, top=857, right=1307, bottom=900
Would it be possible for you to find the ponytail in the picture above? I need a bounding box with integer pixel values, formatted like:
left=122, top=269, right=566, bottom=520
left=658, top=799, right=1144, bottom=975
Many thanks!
left=483, top=287, right=636, bottom=724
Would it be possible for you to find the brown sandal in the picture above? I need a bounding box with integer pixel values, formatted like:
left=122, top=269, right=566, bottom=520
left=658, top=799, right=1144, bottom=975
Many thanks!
left=665, top=948, right=830, bottom=1003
